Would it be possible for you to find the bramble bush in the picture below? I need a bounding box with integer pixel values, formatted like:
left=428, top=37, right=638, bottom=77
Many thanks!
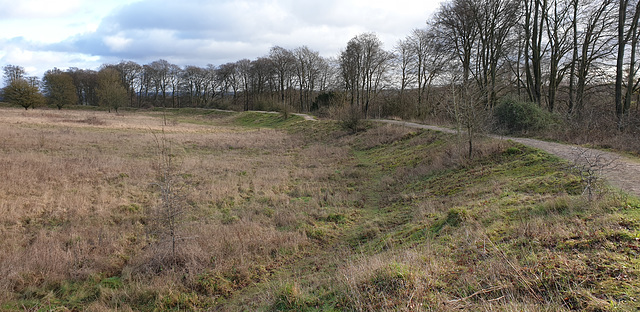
left=493, top=98, right=555, bottom=133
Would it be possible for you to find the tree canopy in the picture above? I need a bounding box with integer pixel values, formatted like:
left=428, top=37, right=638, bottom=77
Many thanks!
left=97, top=68, right=127, bottom=112
left=43, top=69, right=78, bottom=110
left=3, top=79, right=44, bottom=110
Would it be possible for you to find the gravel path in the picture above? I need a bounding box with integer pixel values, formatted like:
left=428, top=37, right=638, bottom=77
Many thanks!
left=376, top=119, right=640, bottom=197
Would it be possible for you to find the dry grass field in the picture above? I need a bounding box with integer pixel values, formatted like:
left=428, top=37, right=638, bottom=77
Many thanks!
left=1, top=107, right=639, bottom=311
left=0, top=108, right=351, bottom=310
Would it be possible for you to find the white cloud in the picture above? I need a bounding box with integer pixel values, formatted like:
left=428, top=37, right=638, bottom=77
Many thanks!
left=0, top=42, right=102, bottom=78
left=103, top=34, right=133, bottom=52
left=0, top=0, right=445, bottom=79
left=0, top=0, right=82, bottom=18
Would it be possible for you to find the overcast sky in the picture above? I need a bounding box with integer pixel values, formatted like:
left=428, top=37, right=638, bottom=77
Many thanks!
left=0, top=0, right=445, bottom=80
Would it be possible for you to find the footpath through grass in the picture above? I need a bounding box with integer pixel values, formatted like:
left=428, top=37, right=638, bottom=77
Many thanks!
left=2, top=109, right=639, bottom=311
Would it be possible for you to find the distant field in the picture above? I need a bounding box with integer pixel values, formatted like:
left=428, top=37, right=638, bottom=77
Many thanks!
left=0, top=107, right=639, bottom=311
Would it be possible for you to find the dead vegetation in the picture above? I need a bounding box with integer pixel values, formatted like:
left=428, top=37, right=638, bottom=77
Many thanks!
left=0, top=108, right=320, bottom=309
left=0, top=107, right=639, bottom=311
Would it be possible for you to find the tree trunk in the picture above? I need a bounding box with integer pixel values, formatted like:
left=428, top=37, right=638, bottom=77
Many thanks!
left=616, top=0, right=628, bottom=130
left=568, top=0, right=578, bottom=116
left=624, top=1, right=640, bottom=120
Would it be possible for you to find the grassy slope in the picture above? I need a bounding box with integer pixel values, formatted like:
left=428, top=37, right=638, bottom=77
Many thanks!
left=224, top=113, right=640, bottom=311
left=2, top=109, right=639, bottom=311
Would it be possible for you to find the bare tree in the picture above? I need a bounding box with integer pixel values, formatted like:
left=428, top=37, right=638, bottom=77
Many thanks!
left=568, top=0, right=580, bottom=115
left=340, top=33, right=393, bottom=118
left=572, top=0, right=616, bottom=117
left=168, top=64, right=181, bottom=108
left=67, top=68, right=98, bottom=106
left=448, top=79, right=488, bottom=159
left=409, top=29, right=432, bottom=112
left=407, top=28, right=432, bottom=114
left=522, top=0, right=547, bottom=106
left=113, top=61, right=142, bottom=107
left=294, top=46, right=325, bottom=112
left=204, top=64, right=219, bottom=106
left=269, top=46, right=295, bottom=108
left=615, top=0, right=640, bottom=129
left=237, top=59, right=252, bottom=111
left=473, top=0, right=520, bottom=108
left=250, top=57, right=274, bottom=104
left=182, top=65, right=208, bottom=107
left=394, top=37, right=415, bottom=112
left=570, top=147, right=617, bottom=201
left=433, top=0, right=479, bottom=85
left=340, top=38, right=362, bottom=109
left=396, top=27, right=449, bottom=117
left=545, top=0, right=574, bottom=112
left=217, top=62, right=240, bottom=101
left=149, top=131, right=189, bottom=269
left=149, top=59, right=174, bottom=107
left=2, top=65, right=26, bottom=86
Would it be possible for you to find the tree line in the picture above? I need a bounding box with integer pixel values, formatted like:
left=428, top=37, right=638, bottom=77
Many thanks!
left=1, top=0, right=639, bottom=130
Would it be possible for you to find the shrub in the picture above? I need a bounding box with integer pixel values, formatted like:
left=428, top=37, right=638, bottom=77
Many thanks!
left=493, top=98, right=554, bottom=133
left=340, top=105, right=364, bottom=134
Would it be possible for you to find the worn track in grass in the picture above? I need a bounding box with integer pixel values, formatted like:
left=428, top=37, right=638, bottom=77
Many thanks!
left=376, top=119, right=640, bottom=198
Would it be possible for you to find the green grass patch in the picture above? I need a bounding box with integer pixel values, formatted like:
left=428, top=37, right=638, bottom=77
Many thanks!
left=233, top=112, right=304, bottom=129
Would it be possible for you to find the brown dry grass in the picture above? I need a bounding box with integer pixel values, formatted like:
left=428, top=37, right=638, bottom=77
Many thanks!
left=0, top=107, right=332, bottom=307
left=2, top=107, right=637, bottom=311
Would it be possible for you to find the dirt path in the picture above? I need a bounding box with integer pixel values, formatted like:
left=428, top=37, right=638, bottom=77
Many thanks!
left=376, top=119, right=640, bottom=198
left=291, top=113, right=317, bottom=121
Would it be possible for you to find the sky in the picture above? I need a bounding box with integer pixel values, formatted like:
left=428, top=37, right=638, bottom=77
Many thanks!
left=0, top=0, right=445, bottom=81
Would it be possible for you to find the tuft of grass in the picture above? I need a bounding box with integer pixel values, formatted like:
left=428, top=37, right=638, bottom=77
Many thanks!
left=430, top=208, right=467, bottom=235
left=270, top=282, right=310, bottom=311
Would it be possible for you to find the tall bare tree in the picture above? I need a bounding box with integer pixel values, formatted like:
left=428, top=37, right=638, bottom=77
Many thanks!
left=397, top=27, right=449, bottom=117
left=182, top=65, right=208, bottom=107
left=522, top=0, right=547, bottom=106
left=408, top=28, right=431, bottom=111
left=615, top=0, right=640, bottom=129
left=269, top=46, right=295, bottom=108
left=168, top=64, right=181, bottom=108
left=149, top=59, right=173, bottom=107
left=204, top=64, right=219, bottom=106
left=394, top=37, right=415, bottom=111
left=216, top=62, right=240, bottom=101
left=545, top=0, right=574, bottom=112
left=433, top=0, right=479, bottom=85
left=249, top=57, right=274, bottom=102
left=294, top=46, right=325, bottom=112
left=113, top=61, right=142, bottom=107
left=67, top=68, right=98, bottom=106
left=474, top=0, right=520, bottom=108
left=340, top=33, right=392, bottom=118
left=237, top=59, right=252, bottom=111
left=572, top=0, right=616, bottom=117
